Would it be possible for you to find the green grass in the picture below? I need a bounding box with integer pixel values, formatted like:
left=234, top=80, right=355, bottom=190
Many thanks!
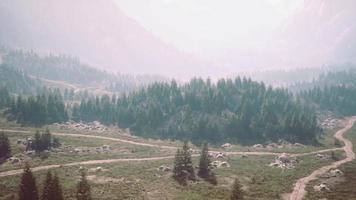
left=0, top=152, right=344, bottom=200
left=0, top=117, right=349, bottom=200
left=0, top=131, right=175, bottom=173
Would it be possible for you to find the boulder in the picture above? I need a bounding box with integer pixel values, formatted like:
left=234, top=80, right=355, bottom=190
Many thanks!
left=211, top=160, right=230, bottom=168
left=253, top=144, right=263, bottom=148
left=95, top=167, right=103, bottom=172
left=221, top=143, right=232, bottom=149
left=329, top=169, right=343, bottom=177
left=8, top=157, right=21, bottom=164
left=158, top=165, right=171, bottom=172
left=215, top=152, right=226, bottom=159
left=313, top=183, right=330, bottom=191
left=293, top=143, right=305, bottom=147
left=74, top=148, right=82, bottom=153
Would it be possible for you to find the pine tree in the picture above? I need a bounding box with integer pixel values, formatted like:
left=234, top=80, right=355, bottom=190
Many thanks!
left=52, top=173, right=64, bottom=200
left=198, top=142, right=211, bottom=178
left=181, top=140, right=195, bottom=181
left=41, top=171, right=64, bottom=200
left=32, top=131, right=42, bottom=152
left=0, top=132, right=11, bottom=159
left=230, top=178, right=244, bottom=200
left=19, top=164, right=39, bottom=200
left=172, top=149, right=186, bottom=185
left=41, top=171, right=53, bottom=200
left=76, top=171, right=91, bottom=200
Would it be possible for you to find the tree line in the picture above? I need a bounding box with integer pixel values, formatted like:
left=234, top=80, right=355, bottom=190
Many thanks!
left=6, top=89, right=68, bottom=126
left=300, top=85, right=356, bottom=116
left=73, top=77, right=320, bottom=145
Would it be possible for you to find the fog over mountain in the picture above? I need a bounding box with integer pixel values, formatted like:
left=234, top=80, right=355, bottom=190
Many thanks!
left=0, top=0, right=355, bottom=78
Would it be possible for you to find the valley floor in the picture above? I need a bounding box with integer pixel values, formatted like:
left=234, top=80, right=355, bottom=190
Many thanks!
left=0, top=117, right=355, bottom=200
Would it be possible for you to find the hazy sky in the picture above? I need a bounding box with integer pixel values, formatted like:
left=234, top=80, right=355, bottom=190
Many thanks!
left=114, top=0, right=303, bottom=59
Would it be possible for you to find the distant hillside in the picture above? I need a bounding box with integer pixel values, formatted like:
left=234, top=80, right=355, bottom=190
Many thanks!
left=0, top=64, right=40, bottom=94
left=0, top=47, right=167, bottom=95
left=0, top=0, right=214, bottom=78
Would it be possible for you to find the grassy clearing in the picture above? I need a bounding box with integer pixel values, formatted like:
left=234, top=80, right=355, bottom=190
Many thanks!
left=0, top=131, right=175, bottom=173
left=0, top=152, right=344, bottom=200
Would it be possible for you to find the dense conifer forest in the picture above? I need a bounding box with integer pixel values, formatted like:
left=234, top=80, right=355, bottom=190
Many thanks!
left=6, top=89, right=68, bottom=126
left=73, top=77, right=320, bottom=145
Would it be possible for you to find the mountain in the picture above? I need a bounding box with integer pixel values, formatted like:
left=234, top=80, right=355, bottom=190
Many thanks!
left=270, top=0, right=356, bottom=68
left=0, top=0, right=215, bottom=78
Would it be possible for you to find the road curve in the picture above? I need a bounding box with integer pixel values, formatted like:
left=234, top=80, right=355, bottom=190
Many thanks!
left=287, top=116, right=356, bottom=200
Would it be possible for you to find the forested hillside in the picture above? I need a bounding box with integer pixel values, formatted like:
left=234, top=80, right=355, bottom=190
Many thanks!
left=0, top=64, right=40, bottom=94
left=0, top=48, right=166, bottom=94
left=73, top=77, right=320, bottom=145
left=296, top=68, right=356, bottom=116
left=289, top=67, right=356, bottom=92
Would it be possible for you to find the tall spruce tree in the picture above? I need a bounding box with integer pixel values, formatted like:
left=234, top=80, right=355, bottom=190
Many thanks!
left=230, top=178, right=244, bottom=200
left=19, top=164, right=39, bottom=200
left=41, top=171, right=53, bottom=200
left=198, top=142, right=211, bottom=178
left=76, top=171, right=91, bottom=200
left=181, top=141, right=195, bottom=181
left=172, top=149, right=186, bottom=185
left=0, top=132, right=11, bottom=159
left=52, top=173, right=64, bottom=200
left=198, top=142, right=217, bottom=185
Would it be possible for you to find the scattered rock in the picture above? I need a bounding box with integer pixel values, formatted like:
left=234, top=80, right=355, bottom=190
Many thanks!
left=158, top=165, right=171, bottom=172
left=269, top=153, right=298, bottom=169
left=54, top=121, right=109, bottom=132
left=211, top=160, right=230, bottom=168
left=74, top=148, right=82, bottom=153
left=313, top=183, right=330, bottom=191
left=329, top=169, right=343, bottom=177
left=293, top=143, right=305, bottom=147
left=8, top=157, right=21, bottom=164
left=221, top=143, right=232, bottom=149
left=266, top=143, right=279, bottom=149
left=25, top=151, right=36, bottom=156
left=253, top=144, right=263, bottom=148
left=315, top=153, right=329, bottom=160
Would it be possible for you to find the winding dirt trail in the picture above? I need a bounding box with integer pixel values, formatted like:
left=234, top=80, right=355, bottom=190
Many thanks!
left=0, top=126, right=347, bottom=179
left=0, top=129, right=341, bottom=156
left=287, top=116, right=356, bottom=200
left=0, top=156, right=177, bottom=178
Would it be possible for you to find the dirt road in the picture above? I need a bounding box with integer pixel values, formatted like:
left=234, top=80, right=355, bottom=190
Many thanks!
left=287, top=116, right=356, bottom=200
left=0, top=155, right=177, bottom=178
left=0, top=129, right=341, bottom=156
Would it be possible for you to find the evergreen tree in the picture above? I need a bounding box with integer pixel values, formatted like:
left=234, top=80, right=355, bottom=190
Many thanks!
left=76, top=171, right=91, bottom=200
left=0, top=132, right=11, bottom=159
left=172, top=149, right=186, bottom=185
left=52, top=174, right=64, bottom=200
left=198, top=142, right=211, bottom=178
left=181, top=141, right=195, bottom=181
left=19, top=164, right=39, bottom=200
left=198, top=142, right=217, bottom=185
left=32, top=131, right=42, bottom=152
left=41, top=171, right=53, bottom=200
left=230, top=178, right=244, bottom=200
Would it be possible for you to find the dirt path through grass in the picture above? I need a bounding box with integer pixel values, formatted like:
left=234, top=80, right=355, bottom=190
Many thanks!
left=0, top=126, right=348, bottom=179
left=286, top=116, right=356, bottom=200
left=0, top=129, right=342, bottom=156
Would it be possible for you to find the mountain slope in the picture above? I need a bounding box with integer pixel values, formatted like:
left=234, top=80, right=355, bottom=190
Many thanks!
left=0, top=0, right=214, bottom=78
